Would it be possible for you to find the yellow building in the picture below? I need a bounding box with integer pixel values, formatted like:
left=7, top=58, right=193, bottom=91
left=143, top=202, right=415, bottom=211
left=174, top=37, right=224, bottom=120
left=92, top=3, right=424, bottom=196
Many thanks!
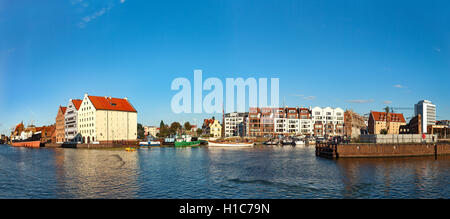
left=368, top=111, right=406, bottom=134
left=202, top=118, right=222, bottom=138
left=78, top=94, right=137, bottom=143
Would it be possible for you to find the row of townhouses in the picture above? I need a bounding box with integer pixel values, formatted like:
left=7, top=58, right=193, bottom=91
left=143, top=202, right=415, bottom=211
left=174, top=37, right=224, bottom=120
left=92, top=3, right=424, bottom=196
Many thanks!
left=223, top=106, right=345, bottom=138
left=56, top=93, right=138, bottom=143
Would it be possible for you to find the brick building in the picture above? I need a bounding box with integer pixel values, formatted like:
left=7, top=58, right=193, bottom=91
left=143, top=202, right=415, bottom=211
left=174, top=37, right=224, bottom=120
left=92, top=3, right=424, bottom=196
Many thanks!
left=55, top=106, right=67, bottom=143
left=344, top=110, right=368, bottom=138
left=368, top=111, right=406, bottom=134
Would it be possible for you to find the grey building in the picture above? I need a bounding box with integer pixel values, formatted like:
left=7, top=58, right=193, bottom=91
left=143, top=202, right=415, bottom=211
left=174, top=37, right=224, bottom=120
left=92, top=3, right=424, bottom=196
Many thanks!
left=224, top=112, right=249, bottom=137
left=414, top=100, right=436, bottom=134
left=64, top=99, right=82, bottom=142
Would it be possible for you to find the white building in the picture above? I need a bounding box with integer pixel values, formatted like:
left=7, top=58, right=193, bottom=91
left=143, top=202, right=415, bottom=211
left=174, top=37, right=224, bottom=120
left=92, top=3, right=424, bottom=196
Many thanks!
left=224, top=112, right=248, bottom=137
left=64, top=99, right=82, bottom=142
left=144, top=126, right=159, bottom=137
left=78, top=94, right=138, bottom=143
left=415, top=100, right=436, bottom=134
left=311, top=107, right=344, bottom=136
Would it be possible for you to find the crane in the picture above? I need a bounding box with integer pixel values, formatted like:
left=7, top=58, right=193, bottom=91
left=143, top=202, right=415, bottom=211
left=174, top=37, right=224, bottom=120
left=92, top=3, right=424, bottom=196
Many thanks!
left=382, top=106, right=413, bottom=114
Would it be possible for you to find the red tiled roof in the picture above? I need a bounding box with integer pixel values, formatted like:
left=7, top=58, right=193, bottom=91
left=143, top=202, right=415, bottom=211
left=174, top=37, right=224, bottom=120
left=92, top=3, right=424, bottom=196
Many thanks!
left=60, top=106, right=67, bottom=114
left=370, top=111, right=406, bottom=123
left=88, top=96, right=137, bottom=112
left=72, top=99, right=82, bottom=110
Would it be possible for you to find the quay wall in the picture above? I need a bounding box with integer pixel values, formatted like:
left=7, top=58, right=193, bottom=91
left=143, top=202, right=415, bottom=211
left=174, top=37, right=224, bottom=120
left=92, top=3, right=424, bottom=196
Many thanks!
left=316, top=143, right=450, bottom=159
left=44, top=143, right=135, bottom=149
left=334, top=143, right=450, bottom=158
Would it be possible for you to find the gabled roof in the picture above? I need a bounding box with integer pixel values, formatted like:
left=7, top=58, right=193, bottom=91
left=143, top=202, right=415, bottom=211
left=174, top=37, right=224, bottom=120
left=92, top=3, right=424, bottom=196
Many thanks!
left=71, top=99, right=82, bottom=110
left=88, top=96, right=137, bottom=112
left=60, top=106, right=67, bottom=114
left=370, top=111, right=406, bottom=123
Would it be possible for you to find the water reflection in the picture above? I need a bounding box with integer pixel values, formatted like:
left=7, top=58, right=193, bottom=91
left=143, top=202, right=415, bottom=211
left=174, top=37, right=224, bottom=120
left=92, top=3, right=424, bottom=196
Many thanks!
left=335, top=156, right=450, bottom=198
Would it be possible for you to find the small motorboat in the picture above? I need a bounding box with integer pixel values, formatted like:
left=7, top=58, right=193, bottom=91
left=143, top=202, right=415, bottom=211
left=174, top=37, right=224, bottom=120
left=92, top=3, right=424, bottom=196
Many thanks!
left=281, top=138, right=295, bottom=146
left=139, top=140, right=161, bottom=147
left=263, top=139, right=279, bottom=145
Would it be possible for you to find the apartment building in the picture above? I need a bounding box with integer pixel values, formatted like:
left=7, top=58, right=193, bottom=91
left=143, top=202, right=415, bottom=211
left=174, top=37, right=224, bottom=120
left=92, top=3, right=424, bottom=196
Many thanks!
left=224, top=112, right=248, bottom=137
left=415, top=100, right=436, bottom=133
left=78, top=94, right=137, bottom=143
left=55, top=106, right=67, bottom=143
left=311, top=107, right=344, bottom=137
left=298, top=107, right=313, bottom=135
left=64, top=99, right=82, bottom=142
left=248, top=106, right=340, bottom=137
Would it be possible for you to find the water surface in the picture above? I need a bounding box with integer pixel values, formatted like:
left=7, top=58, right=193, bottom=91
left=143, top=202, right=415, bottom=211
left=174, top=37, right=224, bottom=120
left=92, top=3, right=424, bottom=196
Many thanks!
left=0, top=144, right=449, bottom=198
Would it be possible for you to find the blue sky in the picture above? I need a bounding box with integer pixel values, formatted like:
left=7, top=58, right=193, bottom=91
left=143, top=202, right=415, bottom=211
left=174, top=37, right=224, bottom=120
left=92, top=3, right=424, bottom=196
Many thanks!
left=1, top=0, right=449, bottom=134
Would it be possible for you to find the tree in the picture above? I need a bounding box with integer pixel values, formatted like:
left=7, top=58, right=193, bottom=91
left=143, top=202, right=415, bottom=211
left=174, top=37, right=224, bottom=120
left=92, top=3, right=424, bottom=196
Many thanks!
left=196, top=128, right=202, bottom=136
left=184, top=122, right=192, bottom=132
left=159, top=120, right=170, bottom=137
left=380, top=129, right=388, bottom=135
left=170, top=122, right=181, bottom=135
left=137, top=123, right=145, bottom=140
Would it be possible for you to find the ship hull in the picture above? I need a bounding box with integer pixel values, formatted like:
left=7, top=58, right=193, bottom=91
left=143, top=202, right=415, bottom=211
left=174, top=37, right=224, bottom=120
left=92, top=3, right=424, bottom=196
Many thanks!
left=11, top=140, right=42, bottom=148
left=208, top=141, right=254, bottom=147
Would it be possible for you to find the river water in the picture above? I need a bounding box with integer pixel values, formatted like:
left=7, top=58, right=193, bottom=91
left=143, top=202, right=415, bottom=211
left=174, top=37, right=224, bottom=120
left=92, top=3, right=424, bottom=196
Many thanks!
left=0, top=144, right=449, bottom=199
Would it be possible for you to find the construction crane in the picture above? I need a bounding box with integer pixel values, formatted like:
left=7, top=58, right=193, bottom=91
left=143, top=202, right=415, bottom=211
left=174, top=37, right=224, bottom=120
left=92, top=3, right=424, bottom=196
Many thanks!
left=383, top=106, right=413, bottom=114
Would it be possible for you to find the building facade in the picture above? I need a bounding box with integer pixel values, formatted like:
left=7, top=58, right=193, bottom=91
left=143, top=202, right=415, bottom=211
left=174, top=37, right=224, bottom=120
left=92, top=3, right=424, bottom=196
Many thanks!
left=311, top=107, right=344, bottom=137
left=144, top=126, right=159, bottom=137
left=247, top=106, right=343, bottom=137
left=55, top=106, right=67, bottom=143
left=344, top=110, right=368, bottom=138
left=202, top=118, right=222, bottom=138
left=224, top=112, right=249, bottom=137
left=368, top=111, right=406, bottom=134
left=78, top=94, right=138, bottom=143
left=415, top=100, right=436, bottom=134
left=64, top=99, right=82, bottom=142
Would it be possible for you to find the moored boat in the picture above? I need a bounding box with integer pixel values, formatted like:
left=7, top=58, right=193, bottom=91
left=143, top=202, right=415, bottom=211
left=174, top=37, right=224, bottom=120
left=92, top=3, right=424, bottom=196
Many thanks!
left=175, top=140, right=201, bottom=147
left=139, top=140, right=161, bottom=147
left=208, top=141, right=254, bottom=147
left=263, top=140, right=279, bottom=145
left=11, top=131, right=43, bottom=148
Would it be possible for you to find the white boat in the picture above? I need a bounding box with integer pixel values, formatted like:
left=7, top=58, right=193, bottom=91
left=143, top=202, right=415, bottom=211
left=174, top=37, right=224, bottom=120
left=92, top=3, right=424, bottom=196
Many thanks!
left=208, top=141, right=254, bottom=147
left=295, top=140, right=305, bottom=145
left=139, top=140, right=161, bottom=147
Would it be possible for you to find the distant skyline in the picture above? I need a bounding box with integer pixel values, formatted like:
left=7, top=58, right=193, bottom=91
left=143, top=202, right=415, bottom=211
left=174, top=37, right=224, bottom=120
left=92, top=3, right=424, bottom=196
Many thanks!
left=1, top=0, right=449, bottom=134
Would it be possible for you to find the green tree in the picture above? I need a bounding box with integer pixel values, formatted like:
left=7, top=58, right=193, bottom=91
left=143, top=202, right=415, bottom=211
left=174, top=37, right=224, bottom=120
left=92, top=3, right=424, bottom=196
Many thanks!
left=196, top=128, right=202, bottom=136
left=380, top=129, right=388, bottom=135
left=184, top=122, right=192, bottom=132
left=159, top=120, right=170, bottom=137
left=137, top=123, right=145, bottom=140
left=170, top=122, right=181, bottom=135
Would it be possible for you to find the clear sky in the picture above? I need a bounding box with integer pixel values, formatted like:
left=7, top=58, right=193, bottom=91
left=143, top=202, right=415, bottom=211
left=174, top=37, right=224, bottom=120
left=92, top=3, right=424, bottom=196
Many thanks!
left=1, top=0, right=449, bottom=134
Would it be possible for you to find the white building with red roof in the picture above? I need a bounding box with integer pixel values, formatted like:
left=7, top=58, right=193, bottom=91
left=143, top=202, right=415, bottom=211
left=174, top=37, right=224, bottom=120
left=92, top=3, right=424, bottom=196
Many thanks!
left=78, top=93, right=137, bottom=143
